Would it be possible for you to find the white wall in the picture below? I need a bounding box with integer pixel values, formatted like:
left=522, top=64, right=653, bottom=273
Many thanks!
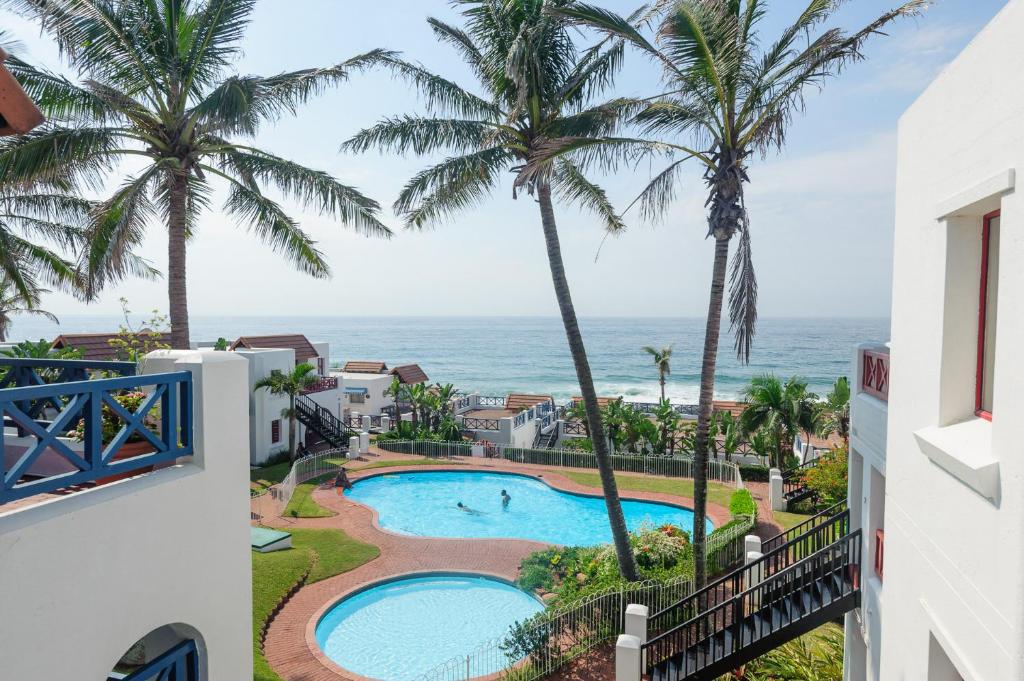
left=879, top=3, right=1024, bottom=678
left=336, top=372, right=392, bottom=417
left=0, top=351, right=253, bottom=680
left=236, top=348, right=293, bottom=465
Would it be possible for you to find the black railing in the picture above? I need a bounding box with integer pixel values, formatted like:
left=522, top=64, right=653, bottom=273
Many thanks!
left=782, top=458, right=821, bottom=501
left=346, top=414, right=383, bottom=429
left=462, top=416, right=500, bottom=430
left=644, top=529, right=862, bottom=678
left=763, top=499, right=848, bottom=554
left=562, top=420, right=586, bottom=436
left=296, top=394, right=358, bottom=449
left=648, top=509, right=851, bottom=634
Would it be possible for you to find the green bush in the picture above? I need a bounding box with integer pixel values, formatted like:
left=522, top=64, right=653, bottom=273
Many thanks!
left=738, top=464, right=771, bottom=482
left=728, top=488, right=757, bottom=518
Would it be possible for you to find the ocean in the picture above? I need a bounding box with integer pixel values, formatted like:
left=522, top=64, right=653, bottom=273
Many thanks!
left=7, top=316, right=889, bottom=402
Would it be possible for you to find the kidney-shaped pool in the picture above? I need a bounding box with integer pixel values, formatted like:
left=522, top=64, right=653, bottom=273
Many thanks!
left=345, top=470, right=712, bottom=545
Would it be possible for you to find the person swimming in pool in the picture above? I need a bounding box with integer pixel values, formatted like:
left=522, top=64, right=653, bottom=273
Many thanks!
left=457, top=502, right=482, bottom=515
left=501, top=489, right=511, bottom=508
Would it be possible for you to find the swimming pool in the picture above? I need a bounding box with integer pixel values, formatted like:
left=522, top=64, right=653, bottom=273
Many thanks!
left=346, top=470, right=712, bottom=545
left=315, top=574, right=544, bottom=680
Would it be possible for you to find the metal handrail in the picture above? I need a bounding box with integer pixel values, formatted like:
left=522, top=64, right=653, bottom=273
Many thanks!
left=763, top=499, right=848, bottom=553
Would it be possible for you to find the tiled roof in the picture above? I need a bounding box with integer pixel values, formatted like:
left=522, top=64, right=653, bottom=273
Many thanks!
left=0, top=48, right=44, bottom=137
left=712, top=400, right=746, bottom=418
left=51, top=332, right=169, bottom=361
left=506, top=393, right=553, bottom=411
left=572, top=396, right=623, bottom=409
left=230, top=335, right=319, bottom=363
left=343, top=360, right=388, bottom=374
left=391, top=364, right=428, bottom=384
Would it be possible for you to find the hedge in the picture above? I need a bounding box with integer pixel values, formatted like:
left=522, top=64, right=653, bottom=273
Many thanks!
left=738, top=464, right=771, bottom=482
left=729, top=488, right=757, bottom=518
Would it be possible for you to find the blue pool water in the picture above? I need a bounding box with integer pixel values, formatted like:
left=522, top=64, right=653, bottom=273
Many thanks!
left=315, top=574, right=544, bottom=680
left=346, top=470, right=713, bottom=545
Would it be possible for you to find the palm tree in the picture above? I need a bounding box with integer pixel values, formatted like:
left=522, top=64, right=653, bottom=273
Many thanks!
left=0, top=278, right=57, bottom=342
left=385, top=375, right=407, bottom=423
left=551, top=0, right=925, bottom=586
left=345, top=0, right=640, bottom=580
left=0, top=0, right=392, bottom=349
left=642, top=344, right=673, bottom=402
left=739, top=374, right=815, bottom=468
left=817, top=376, right=850, bottom=443
left=254, top=362, right=318, bottom=463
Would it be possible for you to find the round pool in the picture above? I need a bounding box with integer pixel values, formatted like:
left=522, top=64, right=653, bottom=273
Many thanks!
left=315, top=573, right=544, bottom=680
left=346, top=470, right=712, bottom=545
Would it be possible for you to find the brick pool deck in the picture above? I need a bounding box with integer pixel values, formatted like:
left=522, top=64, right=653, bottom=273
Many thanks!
left=260, top=448, right=777, bottom=681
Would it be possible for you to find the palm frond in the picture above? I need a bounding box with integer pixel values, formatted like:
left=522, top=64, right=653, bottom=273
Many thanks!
left=0, top=125, right=126, bottom=190
left=728, top=217, right=757, bottom=363
left=221, top=179, right=331, bottom=278
left=428, top=17, right=484, bottom=76
left=182, top=0, right=255, bottom=96
left=551, top=159, right=625, bottom=234
left=342, top=116, right=503, bottom=156
left=376, top=54, right=502, bottom=120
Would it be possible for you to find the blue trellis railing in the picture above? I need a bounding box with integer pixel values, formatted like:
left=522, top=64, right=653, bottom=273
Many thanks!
left=0, top=358, right=137, bottom=423
left=117, top=639, right=200, bottom=681
left=0, top=369, right=193, bottom=504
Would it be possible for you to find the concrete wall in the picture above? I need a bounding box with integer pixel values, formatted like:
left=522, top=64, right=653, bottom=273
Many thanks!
left=336, top=372, right=393, bottom=417
left=876, top=3, right=1024, bottom=678
left=235, top=348, right=293, bottom=465
left=0, top=351, right=253, bottom=680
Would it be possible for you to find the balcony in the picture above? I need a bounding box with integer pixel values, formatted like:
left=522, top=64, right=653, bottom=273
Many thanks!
left=860, top=347, right=890, bottom=402
left=0, top=358, right=193, bottom=506
left=300, top=375, right=338, bottom=395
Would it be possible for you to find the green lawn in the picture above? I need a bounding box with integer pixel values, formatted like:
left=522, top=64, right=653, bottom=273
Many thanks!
left=773, top=509, right=814, bottom=532
left=560, top=470, right=736, bottom=509
left=282, top=474, right=335, bottom=518
left=250, top=460, right=290, bottom=492
left=252, top=528, right=379, bottom=681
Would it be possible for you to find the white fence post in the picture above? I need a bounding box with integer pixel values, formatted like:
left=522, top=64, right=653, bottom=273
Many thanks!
left=624, top=604, right=648, bottom=669
left=381, top=415, right=391, bottom=432
left=361, top=415, right=372, bottom=431
left=769, top=467, right=785, bottom=511
left=348, top=436, right=359, bottom=459
left=744, top=535, right=762, bottom=557
left=615, top=635, right=642, bottom=681
left=359, top=432, right=370, bottom=454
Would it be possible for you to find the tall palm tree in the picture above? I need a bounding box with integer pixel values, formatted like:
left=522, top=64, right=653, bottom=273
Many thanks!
left=346, top=0, right=640, bottom=580
left=550, top=0, right=925, bottom=586
left=254, top=362, right=318, bottom=463
left=385, top=375, right=407, bottom=422
left=0, top=0, right=393, bottom=349
left=0, top=278, right=57, bottom=342
left=817, top=376, right=850, bottom=443
left=739, top=374, right=815, bottom=468
left=642, top=344, right=673, bottom=402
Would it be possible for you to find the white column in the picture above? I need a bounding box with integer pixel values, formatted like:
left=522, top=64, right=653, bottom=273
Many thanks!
left=744, top=535, right=763, bottom=558
left=380, top=415, right=391, bottom=432
left=498, top=417, right=513, bottom=445
left=348, top=436, right=359, bottom=459
left=769, top=467, right=785, bottom=511
left=745, top=551, right=765, bottom=612
left=359, top=432, right=370, bottom=454
left=361, top=415, right=372, bottom=432
left=624, top=604, right=649, bottom=669
left=615, top=634, right=642, bottom=681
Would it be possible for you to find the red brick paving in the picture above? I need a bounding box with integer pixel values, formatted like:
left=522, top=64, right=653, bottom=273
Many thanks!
left=260, top=449, right=772, bottom=681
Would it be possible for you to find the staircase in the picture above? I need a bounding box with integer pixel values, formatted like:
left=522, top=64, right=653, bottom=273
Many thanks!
left=641, top=508, right=860, bottom=681
left=533, top=425, right=560, bottom=449
left=781, top=458, right=821, bottom=509
left=296, top=394, right=359, bottom=451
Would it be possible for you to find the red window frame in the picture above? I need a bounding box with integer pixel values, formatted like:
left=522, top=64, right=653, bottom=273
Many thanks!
left=271, top=419, right=281, bottom=443
left=874, top=529, right=885, bottom=581
left=976, top=210, right=1000, bottom=420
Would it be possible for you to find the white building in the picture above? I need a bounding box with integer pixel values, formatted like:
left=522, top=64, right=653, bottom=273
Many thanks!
left=0, top=351, right=253, bottom=680
left=845, top=3, right=1024, bottom=679
left=334, top=361, right=429, bottom=419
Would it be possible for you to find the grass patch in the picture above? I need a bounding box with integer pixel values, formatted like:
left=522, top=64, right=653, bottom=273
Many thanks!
left=773, top=510, right=814, bottom=531
left=252, top=528, right=379, bottom=681
left=282, top=474, right=335, bottom=518
left=559, top=471, right=736, bottom=509
left=250, top=460, right=291, bottom=492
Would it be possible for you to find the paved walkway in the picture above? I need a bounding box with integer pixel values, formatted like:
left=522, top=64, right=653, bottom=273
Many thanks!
left=260, top=449, right=772, bottom=681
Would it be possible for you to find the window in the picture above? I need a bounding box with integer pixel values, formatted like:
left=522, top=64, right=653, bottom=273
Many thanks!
left=976, top=211, right=1000, bottom=418
left=349, top=392, right=365, bottom=404
left=317, top=357, right=326, bottom=375
left=271, top=419, right=281, bottom=444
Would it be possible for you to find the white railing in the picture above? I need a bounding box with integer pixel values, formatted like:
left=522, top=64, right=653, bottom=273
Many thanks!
left=274, top=449, right=346, bottom=511
left=374, top=441, right=744, bottom=489
left=705, top=514, right=757, bottom=573
left=412, top=575, right=694, bottom=681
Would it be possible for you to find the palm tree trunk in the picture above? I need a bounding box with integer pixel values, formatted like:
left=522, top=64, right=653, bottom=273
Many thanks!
left=167, top=173, right=190, bottom=349
left=537, top=183, right=639, bottom=581
left=289, top=396, right=298, bottom=463
left=692, top=234, right=731, bottom=589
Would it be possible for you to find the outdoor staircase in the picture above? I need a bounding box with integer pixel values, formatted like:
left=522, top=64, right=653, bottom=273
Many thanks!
left=533, top=426, right=560, bottom=449
left=296, top=394, right=359, bottom=451
left=642, top=507, right=860, bottom=681
left=781, top=458, right=821, bottom=509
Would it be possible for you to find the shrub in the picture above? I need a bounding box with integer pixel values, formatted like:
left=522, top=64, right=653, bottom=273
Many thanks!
left=738, top=464, right=771, bottom=482
left=804, top=446, right=849, bottom=505
left=729, top=488, right=757, bottom=518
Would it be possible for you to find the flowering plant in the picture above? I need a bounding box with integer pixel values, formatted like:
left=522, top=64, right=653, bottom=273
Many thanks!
left=67, top=391, right=159, bottom=444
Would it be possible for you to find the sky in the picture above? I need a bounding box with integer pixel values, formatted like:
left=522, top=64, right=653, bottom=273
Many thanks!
left=2, top=0, right=1009, bottom=320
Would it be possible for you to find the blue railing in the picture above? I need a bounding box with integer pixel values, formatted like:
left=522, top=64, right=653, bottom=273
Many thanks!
left=0, top=368, right=193, bottom=505
left=118, top=638, right=199, bottom=681
left=0, top=358, right=137, bottom=421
